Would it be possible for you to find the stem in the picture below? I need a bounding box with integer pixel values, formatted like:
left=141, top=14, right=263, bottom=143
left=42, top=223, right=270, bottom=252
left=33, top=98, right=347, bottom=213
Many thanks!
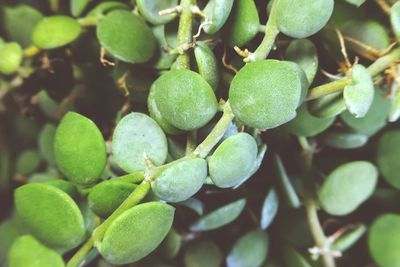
left=78, top=16, right=103, bottom=27
left=176, top=0, right=195, bottom=69
left=186, top=131, right=197, bottom=155
left=245, top=0, right=280, bottom=62
left=193, top=101, right=234, bottom=158
left=23, top=45, right=40, bottom=58
left=298, top=137, right=336, bottom=267
left=307, top=48, right=400, bottom=100
left=66, top=181, right=151, bottom=267
left=113, top=171, right=145, bottom=183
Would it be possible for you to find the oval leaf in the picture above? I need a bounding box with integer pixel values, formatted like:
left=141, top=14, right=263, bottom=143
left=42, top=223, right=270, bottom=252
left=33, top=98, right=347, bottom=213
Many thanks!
left=15, top=183, right=85, bottom=251
left=190, top=198, right=246, bottom=232
left=112, top=112, right=168, bottom=173
left=318, top=161, right=378, bottom=216
left=54, top=112, right=106, bottom=185
left=98, top=202, right=175, bottom=264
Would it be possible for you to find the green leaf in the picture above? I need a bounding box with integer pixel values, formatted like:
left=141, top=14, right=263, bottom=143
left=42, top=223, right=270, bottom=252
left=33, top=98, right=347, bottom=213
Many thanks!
left=0, top=42, right=23, bottom=75
left=190, top=198, right=246, bottom=232
left=281, top=245, right=312, bottom=267
left=389, top=89, right=400, bottom=122
left=15, top=183, right=85, bottom=251
left=309, top=91, right=346, bottom=118
left=273, top=154, right=301, bottom=209
left=71, top=0, right=90, bottom=17
left=152, top=158, right=207, bottom=202
left=226, top=229, right=269, bottom=267
left=391, top=2, right=400, bottom=41
left=184, top=239, right=223, bottom=267
left=54, top=112, right=106, bottom=185
left=377, top=130, right=400, bottom=189
left=45, top=180, right=78, bottom=198
left=176, top=198, right=204, bottom=216
left=112, top=112, right=168, bottom=173
left=223, top=0, right=259, bottom=47
left=342, top=20, right=390, bottom=54
left=368, top=213, right=400, bottom=267
left=285, top=39, right=319, bottom=84
left=343, top=65, right=374, bottom=118
left=208, top=133, right=258, bottom=188
left=38, top=124, right=56, bottom=166
left=159, top=228, right=182, bottom=260
left=96, top=10, right=157, bottom=63
left=344, top=0, right=367, bottom=7
left=203, top=0, right=234, bottom=34
left=136, top=0, right=178, bottom=25
left=229, top=60, right=304, bottom=129
left=286, top=103, right=335, bottom=137
left=318, top=161, right=378, bottom=216
left=0, top=218, right=26, bottom=264
left=2, top=5, right=43, bottom=48
left=341, top=88, right=391, bottom=135
left=332, top=224, right=366, bottom=252
left=98, top=202, right=175, bottom=264
left=32, top=16, right=82, bottom=49
left=88, top=181, right=137, bottom=218
left=194, top=42, right=219, bottom=90
left=16, top=150, right=42, bottom=176
left=86, top=1, right=129, bottom=17
left=275, top=0, right=334, bottom=38
left=150, top=69, right=218, bottom=131
left=260, top=188, right=279, bottom=230
left=8, top=235, right=64, bottom=267
left=321, top=131, right=368, bottom=150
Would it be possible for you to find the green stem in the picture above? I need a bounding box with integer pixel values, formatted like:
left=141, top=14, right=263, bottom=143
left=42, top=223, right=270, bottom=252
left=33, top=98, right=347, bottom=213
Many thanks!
left=245, top=0, right=280, bottom=62
left=307, top=48, right=400, bottom=100
left=176, top=0, right=195, bottom=69
left=186, top=131, right=197, bottom=155
left=77, top=16, right=103, bottom=27
left=193, top=101, right=234, bottom=158
left=113, top=171, right=145, bottom=183
left=298, top=137, right=336, bottom=267
left=66, top=181, right=151, bottom=267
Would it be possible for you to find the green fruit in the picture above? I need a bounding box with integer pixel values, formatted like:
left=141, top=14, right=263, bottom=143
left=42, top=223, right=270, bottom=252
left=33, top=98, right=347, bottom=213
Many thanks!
left=88, top=181, right=137, bottom=218
left=150, top=69, right=218, bottom=131
left=275, top=0, right=334, bottom=38
left=112, top=112, right=168, bottom=173
left=152, top=158, right=207, bottom=202
left=0, top=42, right=23, bottom=75
left=32, top=16, right=81, bottom=49
left=318, top=161, right=378, bottom=216
left=96, top=10, right=157, bottom=63
left=194, top=42, right=219, bottom=90
left=208, top=133, right=258, bottom=188
left=15, top=183, right=85, bottom=251
left=8, top=235, right=64, bottom=267
left=98, top=202, right=174, bottom=264
left=229, top=60, right=304, bottom=129
left=54, top=112, right=106, bottom=185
